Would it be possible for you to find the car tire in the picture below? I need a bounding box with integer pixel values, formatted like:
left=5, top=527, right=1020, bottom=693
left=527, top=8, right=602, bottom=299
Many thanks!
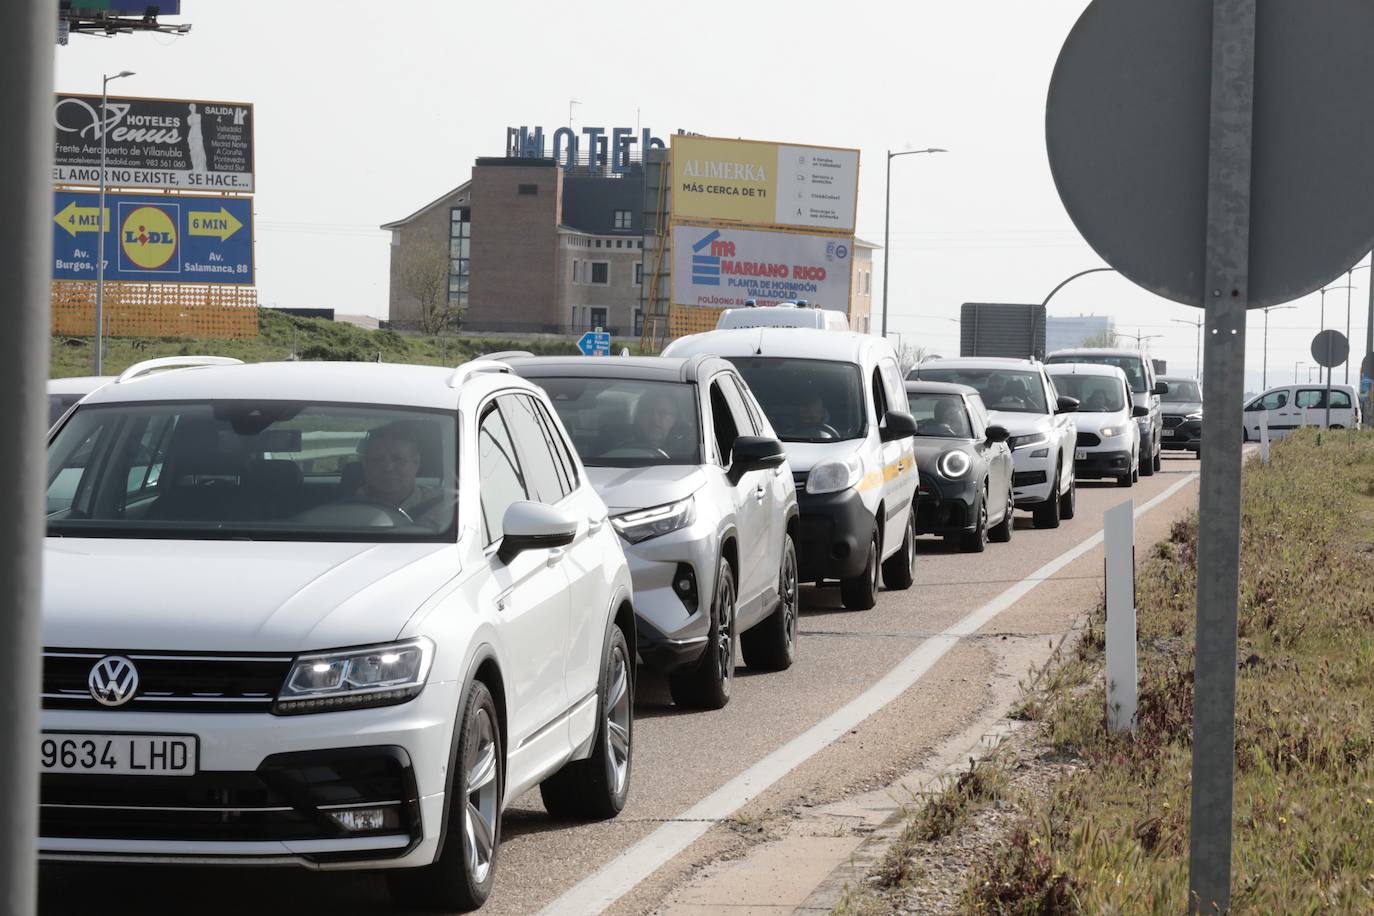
left=387, top=680, right=502, bottom=912
left=1140, top=445, right=1155, bottom=477
left=670, top=558, right=736, bottom=709
left=1152, top=447, right=1162, bottom=472
left=1059, top=469, right=1077, bottom=520
left=1033, top=467, right=1062, bottom=529
left=840, top=526, right=880, bottom=610
left=961, top=486, right=990, bottom=553
left=742, top=534, right=800, bottom=671
left=1117, top=470, right=1132, bottom=487
left=881, top=510, right=916, bottom=590
left=540, top=622, right=633, bottom=819
left=988, top=486, right=1014, bottom=543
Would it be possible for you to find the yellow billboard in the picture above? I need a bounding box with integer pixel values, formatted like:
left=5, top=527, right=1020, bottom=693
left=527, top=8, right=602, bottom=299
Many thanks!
left=670, top=135, right=860, bottom=234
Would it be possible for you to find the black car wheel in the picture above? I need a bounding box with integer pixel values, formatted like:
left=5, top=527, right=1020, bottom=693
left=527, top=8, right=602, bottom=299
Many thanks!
left=670, top=558, right=736, bottom=709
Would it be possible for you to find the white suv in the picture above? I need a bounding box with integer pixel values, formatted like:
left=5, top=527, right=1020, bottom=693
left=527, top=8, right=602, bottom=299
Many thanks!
left=41, top=357, right=636, bottom=912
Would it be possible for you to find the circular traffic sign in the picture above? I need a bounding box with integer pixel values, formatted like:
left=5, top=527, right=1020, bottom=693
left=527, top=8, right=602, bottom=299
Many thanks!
left=1311, top=330, right=1349, bottom=368
left=1046, top=0, right=1374, bottom=308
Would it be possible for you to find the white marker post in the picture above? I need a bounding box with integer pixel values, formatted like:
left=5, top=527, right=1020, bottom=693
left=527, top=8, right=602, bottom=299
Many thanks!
left=1104, top=500, right=1137, bottom=731
left=1259, top=411, right=1270, bottom=464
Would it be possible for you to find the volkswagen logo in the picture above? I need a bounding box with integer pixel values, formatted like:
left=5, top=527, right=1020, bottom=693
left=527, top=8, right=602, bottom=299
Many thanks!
left=88, top=656, right=139, bottom=707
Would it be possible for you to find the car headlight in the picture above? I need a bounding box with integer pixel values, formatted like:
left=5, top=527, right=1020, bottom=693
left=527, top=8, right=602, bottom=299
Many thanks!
left=1010, top=432, right=1048, bottom=450
left=806, top=455, right=864, bottom=495
left=274, top=638, right=434, bottom=715
left=1186, top=412, right=1203, bottom=421
left=938, top=450, right=971, bottom=478
left=1099, top=425, right=1121, bottom=438
left=611, top=497, right=696, bottom=544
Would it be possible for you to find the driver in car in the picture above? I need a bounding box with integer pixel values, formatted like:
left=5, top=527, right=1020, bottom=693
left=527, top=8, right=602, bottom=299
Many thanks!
left=355, top=421, right=453, bottom=526
left=791, top=393, right=835, bottom=438
left=623, top=390, right=684, bottom=456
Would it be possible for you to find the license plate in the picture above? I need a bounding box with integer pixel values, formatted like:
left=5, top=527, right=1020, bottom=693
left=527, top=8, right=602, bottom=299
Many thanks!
left=1075, top=449, right=1087, bottom=460
left=1162, top=429, right=1175, bottom=437
left=40, top=733, right=197, bottom=776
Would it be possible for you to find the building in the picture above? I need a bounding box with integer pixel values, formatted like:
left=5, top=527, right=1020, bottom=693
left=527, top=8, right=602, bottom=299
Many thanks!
left=1046, top=314, right=1115, bottom=352
left=849, top=239, right=879, bottom=333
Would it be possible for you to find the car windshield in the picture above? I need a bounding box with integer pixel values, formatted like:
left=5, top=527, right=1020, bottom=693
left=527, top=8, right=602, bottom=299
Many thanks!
left=915, top=368, right=1049, bottom=415
left=1049, top=374, right=1126, bottom=412
left=907, top=393, right=973, bottom=438
left=728, top=357, right=867, bottom=442
left=1162, top=380, right=1202, bottom=401
left=1047, top=354, right=1147, bottom=392
left=532, top=378, right=702, bottom=467
left=48, top=394, right=83, bottom=427
left=46, top=401, right=458, bottom=541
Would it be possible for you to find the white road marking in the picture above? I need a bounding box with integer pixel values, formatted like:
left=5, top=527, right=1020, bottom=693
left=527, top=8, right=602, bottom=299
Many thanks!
left=540, top=473, right=1200, bottom=915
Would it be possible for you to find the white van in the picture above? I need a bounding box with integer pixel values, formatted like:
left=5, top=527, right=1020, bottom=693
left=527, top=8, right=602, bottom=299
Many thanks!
left=1242, top=383, right=1361, bottom=439
left=663, top=328, right=917, bottom=610
left=715, top=301, right=850, bottom=332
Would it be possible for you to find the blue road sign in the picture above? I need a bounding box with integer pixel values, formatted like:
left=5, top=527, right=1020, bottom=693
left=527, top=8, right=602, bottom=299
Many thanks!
left=578, top=330, right=612, bottom=357
left=52, top=190, right=253, bottom=285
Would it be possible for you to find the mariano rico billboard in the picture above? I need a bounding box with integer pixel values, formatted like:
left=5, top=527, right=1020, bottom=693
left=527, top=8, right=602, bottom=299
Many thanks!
left=672, top=225, right=853, bottom=311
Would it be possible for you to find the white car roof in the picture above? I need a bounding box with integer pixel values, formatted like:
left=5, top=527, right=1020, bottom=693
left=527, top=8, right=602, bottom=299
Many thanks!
left=47, top=375, right=115, bottom=395
left=1045, top=362, right=1128, bottom=380
left=1047, top=347, right=1147, bottom=361
left=663, top=327, right=894, bottom=364
left=917, top=356, right=1042, bottom=372
left=77, top=360, right=535, bottom=410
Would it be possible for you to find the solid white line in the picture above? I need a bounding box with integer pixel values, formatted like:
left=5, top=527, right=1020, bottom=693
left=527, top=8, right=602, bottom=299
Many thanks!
left=539, top=473, right=1200, bottom=915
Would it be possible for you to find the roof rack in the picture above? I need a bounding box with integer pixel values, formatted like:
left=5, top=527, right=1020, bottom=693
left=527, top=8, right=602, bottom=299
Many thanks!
left=116, top=356, right=244, bottom=384
left=447, top=359, right=511, bottom=389
left=478, top=350, right=534, bottom=361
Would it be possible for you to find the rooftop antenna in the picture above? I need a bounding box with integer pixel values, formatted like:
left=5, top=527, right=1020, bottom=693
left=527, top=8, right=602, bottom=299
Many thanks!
left=569, top=98, right=581, bottom=130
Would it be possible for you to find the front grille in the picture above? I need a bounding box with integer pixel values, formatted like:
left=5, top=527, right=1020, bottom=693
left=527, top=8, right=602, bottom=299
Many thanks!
left=1013, top=471, right=1047, bottom=487
left=1163, top=415, right=1186, bottom=429
left=1076, top=432, right=1101, bottom=447
left=793, top=471, right=809, bottom=491
left=44, top=650, right=294, bottom=713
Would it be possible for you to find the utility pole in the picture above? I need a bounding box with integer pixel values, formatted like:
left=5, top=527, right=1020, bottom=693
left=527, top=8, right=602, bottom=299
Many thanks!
left=880, top=147, right=947, bottom=340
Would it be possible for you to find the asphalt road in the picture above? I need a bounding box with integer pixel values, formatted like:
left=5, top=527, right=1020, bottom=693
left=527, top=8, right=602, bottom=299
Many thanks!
left=40, top=453, right=1204, bottom=916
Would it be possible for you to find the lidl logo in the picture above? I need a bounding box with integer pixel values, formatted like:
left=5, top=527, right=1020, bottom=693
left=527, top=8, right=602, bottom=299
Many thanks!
left=120, top=206, right=177, bottom=270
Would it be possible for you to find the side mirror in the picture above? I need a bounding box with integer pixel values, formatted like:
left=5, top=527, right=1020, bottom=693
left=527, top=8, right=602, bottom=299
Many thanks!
left=1056, top=395, right=1080, bottom=414
left=730, top=436, right=786, bottom=477
left=1154, top=381, right=1169, bottom=395
left=880, top=410, right=918, bottom=442
left=1132, top=405, right=1150, bottom=418
left=985, top=424, right=1010, bottom=444
left=497, top=501, right=578, bottom=564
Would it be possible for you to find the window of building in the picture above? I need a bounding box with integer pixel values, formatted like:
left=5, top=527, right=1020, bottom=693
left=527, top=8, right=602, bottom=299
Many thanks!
left=590, top=262, right=609, bottom=285
left=448, top=207, right=471, bottom=311
left=634, top=263, right=643, bottom=285
left=615, top=240, right=622, bottom=249
left=594, top=239, right=602, bottom=248
left=518, top=183, right=538, bottom=195
left=589, top=307, right=608, bottom=330
left=613, top=209, right=632, bottom=230
left=864, top=271, right=871, bottom=294
left=633, top=308, right=644, bottom=336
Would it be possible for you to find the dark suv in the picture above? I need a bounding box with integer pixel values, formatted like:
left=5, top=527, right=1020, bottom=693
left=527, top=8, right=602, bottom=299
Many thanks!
left=1158, top=376, right=1202, bottom=457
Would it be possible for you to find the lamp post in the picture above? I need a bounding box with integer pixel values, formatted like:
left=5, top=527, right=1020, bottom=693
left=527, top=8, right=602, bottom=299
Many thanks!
left=95, top=69, right=135, bottom=376
left=1345, top=264, right=1371, bottom=383
left=1260, top=305, right=1295, bottom=389
left=1172, top=316, right=1204, bottom=379
left=1038, top=267, right=1118, bottom=359
left=881, top=147, right=947, bottom=340
left=1118, top=330, right=1163, bottom=349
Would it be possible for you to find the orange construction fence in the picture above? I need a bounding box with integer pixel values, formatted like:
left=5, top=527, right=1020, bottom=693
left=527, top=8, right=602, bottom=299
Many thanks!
left=51, top=281, right=259, bottom=339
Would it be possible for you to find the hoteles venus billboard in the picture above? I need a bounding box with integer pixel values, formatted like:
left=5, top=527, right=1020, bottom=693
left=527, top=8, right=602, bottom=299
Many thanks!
left=670, top=135, right=860, bottom=234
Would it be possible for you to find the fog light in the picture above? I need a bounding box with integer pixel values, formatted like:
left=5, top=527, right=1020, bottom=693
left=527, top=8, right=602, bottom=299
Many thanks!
left=1031, top=448, right=1049, bottom=458
left=329, top=807, right=397, bottom=832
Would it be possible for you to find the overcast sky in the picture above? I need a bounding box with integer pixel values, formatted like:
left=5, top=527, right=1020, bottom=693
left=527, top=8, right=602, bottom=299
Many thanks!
left=55, top=0, right=1371, bottom=392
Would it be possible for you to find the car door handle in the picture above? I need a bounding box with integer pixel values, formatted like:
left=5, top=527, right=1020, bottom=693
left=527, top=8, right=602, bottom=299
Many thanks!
left=546, top=547, right=566, bottom=567
left=754, top=484, right=766, bottom=500
left=587, top=517, right=604, bottom=534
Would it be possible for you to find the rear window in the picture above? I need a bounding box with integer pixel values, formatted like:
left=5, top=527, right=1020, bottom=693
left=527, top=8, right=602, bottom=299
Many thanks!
left=1047, top=354, right=1147, bottom=392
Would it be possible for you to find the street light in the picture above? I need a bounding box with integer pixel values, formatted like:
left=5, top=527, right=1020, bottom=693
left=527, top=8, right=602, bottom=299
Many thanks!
left=1172, top=316, right=1204, bottom=379
left=1344, top=264, right=1372, bottom=383
left=95, top=69, right=135, bottom=376
left=1260, top=305, right=1295, bottom=389
left=1118, top=330, right=1163, bottom=349
left=881, top=147, right=947, bottom=339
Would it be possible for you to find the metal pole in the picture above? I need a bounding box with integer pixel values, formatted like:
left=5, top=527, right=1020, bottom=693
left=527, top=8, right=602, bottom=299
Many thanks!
left=95, top=76, right=108, bottom=376
left=1189, top=0, right=1254, bottom=911
left=1326, top=364, right=1333, bottom=430
left=1346, top=268, right=1354, bottom=384
left=881, top=151, right=892, bottom=340
left=1367, top=254, right=1374, bottom=416
left=1263, top=309, right=1269, bottom=389
left=1, top=3, right=54, bottom=912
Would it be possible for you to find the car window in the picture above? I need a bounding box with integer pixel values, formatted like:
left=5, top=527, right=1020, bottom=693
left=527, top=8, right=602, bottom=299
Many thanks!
left=48, top=394, right=83, bottom=427
left=498, top=394, right=568, bottom=504
left=966, top=395, right=990, bottom=437
left=729, top=371, right=770, bottom=435
left=1049, top=374, right=1126, bottom=412
left=1046, top=354, right=1147, bottom=392
left=46, top=420, right=109, bottom=517
left=871, top=367, right=890, bottom=425
left=1296, top=389, right=1323, bottom=409
left=717, top=374, right=760, bottom=437
left=532, top=398, right=580, bottom=492
left=530, top=377, right=702, bottom=467
left=907, top=393, right=973, bottom=439
left=879, top=359, right=907, bottom=414
left=1332, top=390, right=1353, bottom=409
left=478, top=404, right=529, bottom=544
left=729, top=357, right=867, bottom=442
left=708, top=381, right=741, bottom=466
left=1260, top=390, right=1289, bottom=410
left=914, top=368, right=1050, bottom=414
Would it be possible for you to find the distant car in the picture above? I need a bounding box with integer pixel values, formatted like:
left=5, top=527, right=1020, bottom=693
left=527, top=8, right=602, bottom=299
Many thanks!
left=910, top=358, right=1078, bottom=529
left=1045, top=347, right=1167, bottom=476
left=1158, top=375, right=1203, bottom=457
left=47, top=375, right=113, bottom=427
left=1046, top=363, right=1143, bottom=486
left=903, top=380, right=1014, bottom=552
left=508, top=355, right=800, bottom=710
left=1242, top=382, right=1361, bottom=440
left=715, top=301, right=850, bottom=332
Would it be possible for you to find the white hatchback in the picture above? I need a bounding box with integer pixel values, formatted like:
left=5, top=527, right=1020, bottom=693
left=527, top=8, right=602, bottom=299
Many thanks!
left=41, top=357, right=636, bottom=912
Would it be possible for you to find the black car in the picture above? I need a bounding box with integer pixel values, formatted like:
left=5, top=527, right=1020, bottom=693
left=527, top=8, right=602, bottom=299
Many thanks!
left=1158, top=376, right=1202, bottom=456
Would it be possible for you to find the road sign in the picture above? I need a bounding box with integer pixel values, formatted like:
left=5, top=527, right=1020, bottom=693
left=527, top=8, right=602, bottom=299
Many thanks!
left=52, top=191, right=253, bottom=285
left=577, top=330, right=611, bottom=357
left=1046, top=0, right=1374, bottom=308
left=1311, top=329, right=1349, bottom=368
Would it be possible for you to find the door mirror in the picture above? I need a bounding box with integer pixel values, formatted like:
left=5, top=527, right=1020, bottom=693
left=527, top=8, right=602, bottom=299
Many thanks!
left=730, top=435, right=787, bottom=476
left=880, top=410, right=917, bottom=442
left=1154, top=381, right=1169, bottom=395
left=985, top=424, right=1010, bottom=444
left=1056, top=395, right=1080, bottom=414
left=1132, top=405, right=1150, bottom=418
left=497, top=500, right=578, bottom=564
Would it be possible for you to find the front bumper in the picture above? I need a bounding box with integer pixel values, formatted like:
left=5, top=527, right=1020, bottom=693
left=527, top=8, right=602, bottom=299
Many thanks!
left=1009, top=446, right=1055, bottom=507
left=916, top=472, right=977, bottom=534
left=620, top=515, right=720, bottom=673
left=795, top=486, right=876, bottom=582
left=1161, top=417, right=1202, bottom=450
left=38, top=679, right=460, bottom=869
left=1074, top=448, right=1133, bottom=479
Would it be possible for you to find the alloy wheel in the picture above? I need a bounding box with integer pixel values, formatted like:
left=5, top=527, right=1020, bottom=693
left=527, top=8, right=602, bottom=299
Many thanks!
left=604, top=644, right=631, bottom=797
left=464, top=708, right=499, bottom=886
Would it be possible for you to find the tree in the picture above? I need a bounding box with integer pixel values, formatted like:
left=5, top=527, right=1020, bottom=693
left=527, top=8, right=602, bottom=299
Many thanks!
left=896, top=342, right=931, bottom=375
left=1080, top=329, right=1119, bottom=348
left=396, top=233, right=456, bottom=336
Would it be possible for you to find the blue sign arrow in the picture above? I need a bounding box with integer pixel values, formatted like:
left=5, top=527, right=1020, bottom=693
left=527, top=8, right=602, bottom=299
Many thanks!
left=578, top=331, right=612, bottom=357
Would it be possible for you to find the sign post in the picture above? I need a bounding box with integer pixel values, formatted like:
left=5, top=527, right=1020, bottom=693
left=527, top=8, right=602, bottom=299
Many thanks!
left=578, top=329, right=611, bottom=357
left=1311, top=329, right=1349, bottom=431
left=1104, top=501, right=1137, bottom=732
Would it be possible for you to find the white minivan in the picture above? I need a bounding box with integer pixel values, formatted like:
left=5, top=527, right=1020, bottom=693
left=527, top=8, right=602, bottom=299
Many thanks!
left=1242, top=383, right=1362, bottom=439
left=664, top=328, right=917, bottom=610
left=715, top=302, right=850, bottom=332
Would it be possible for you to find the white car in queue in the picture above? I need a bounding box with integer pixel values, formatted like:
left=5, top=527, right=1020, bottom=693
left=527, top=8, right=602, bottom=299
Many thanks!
left=41, top=356, right=636, bottom=912
left=1045, top=363, right=1143, bottom=488
left=909, top=358, right=1078, bottom=528
left=663, top=328, right=918, bottom=610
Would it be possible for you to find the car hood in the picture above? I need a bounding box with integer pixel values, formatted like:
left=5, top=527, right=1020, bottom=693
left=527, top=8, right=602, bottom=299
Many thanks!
left=1161, top=400, right=1202, bottom=415
left=1073, top=410, right=1130, bottom=433
left=586, top=465, right=706, bottom=514
left=776, top=440, right=865, bottom=475
left=985, top=411, right=1053, bottom=436
left=43, top=539, right=457, bottom=652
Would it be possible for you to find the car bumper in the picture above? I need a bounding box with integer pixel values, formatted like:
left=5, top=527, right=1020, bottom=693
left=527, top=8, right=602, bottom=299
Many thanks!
left=1009, top=447, right=1055, bottom=506
left=1161, top=419, right=1202, bottom=449
left=621, top=519, right=720, bottom=673
left=916, top=472, right=977, bottom=534
left=1074, top=448, right=1133, bottom=479
left=37, top=679, right=461, bottom=869
left=795, top=486, right=876, bottom=582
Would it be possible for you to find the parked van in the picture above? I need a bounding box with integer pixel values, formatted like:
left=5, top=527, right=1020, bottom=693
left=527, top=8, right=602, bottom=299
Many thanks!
left=1046, top=347, right=1167, bottom=476
left=663, top=328, right=917, bottom=610
left=1242, top=383, right=1361, bottom=440
left=715, top=301, right=850, bottom=332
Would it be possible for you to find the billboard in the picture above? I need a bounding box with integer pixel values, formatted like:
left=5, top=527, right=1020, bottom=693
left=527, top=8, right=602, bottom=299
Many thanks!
left=670, top=135, right=859, bottom=233
left=672, top=225, right=853, bottom=311
left=53, top=94, right=254, bottom=191
left=53, top=191, right=254, bottom=285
